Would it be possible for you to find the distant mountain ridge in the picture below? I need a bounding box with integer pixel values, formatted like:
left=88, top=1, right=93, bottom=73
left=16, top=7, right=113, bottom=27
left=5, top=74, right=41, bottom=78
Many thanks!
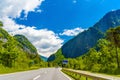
left=40, top=55, right=48, bottom=62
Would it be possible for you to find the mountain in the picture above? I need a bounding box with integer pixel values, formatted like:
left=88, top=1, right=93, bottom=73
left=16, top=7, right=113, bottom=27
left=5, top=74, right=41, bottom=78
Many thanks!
left=0, top=23, right=41, bottom=69
left=40, top=55, right=48, bottom=62
left=61, top=9, right=120, bottom=58
left=94, top=10, right=120, bottom=32
left=47, top=49, right=65, bottom=66
left=0, top=27, right=27, bottom=67
left=62, top=27, right=104, bottom=58
left=14, top=35, right=37, bottom=54
left=48, top=9, right=120, bottom=60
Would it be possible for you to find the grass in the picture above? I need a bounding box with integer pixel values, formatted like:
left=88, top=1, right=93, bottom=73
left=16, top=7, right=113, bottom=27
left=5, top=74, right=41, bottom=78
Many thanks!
left=61, top=69, right=92, bottom=80
left=62, top=68, right=120, bottom=80
left=0, top=64, right=40, bottom=74
left=88, top=70, right=120, bottom=78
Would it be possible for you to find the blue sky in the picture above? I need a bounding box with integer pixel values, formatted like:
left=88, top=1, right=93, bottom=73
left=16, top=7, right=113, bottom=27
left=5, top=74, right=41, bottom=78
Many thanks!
left=15, top=0, right=120, bottom=42
left=15, top=0, right=120, bottom=31
left=1, top=0, right=120, bottom=57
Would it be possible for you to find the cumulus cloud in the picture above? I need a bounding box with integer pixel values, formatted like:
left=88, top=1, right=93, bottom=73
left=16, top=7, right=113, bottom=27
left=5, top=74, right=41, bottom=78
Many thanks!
left=11, top=25, right=63, bottom=57
left=0, top=0, right=64, bottom=57
left=0, top=0, right=44, bottom=18
left=60, top=27, right=85, bottom=36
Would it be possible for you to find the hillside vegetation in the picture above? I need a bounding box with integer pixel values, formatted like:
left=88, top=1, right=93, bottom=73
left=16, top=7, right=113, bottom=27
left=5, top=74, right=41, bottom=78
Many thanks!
left=0, top=22, right=48, bottom=74
left=14, top=35, right=37, bottom=54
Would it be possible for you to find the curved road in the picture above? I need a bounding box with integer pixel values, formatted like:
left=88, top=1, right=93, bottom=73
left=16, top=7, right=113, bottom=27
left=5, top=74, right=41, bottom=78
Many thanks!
left=0, top=68, right=71, bottom=80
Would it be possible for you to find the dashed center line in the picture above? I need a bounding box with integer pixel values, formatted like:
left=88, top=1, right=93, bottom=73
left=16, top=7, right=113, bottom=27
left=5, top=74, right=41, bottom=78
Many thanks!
left=33, top=75, right=41, bottom=80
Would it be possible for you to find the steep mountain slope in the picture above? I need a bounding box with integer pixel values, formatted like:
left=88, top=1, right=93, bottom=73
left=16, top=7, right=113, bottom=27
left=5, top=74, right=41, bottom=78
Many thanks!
left=0, top=23, right=42, bottom=69
left=94, top=10, right=120, bottom=32
left=62, top=27, right=104, bottom=58
left=61, top=9, right=120, bottom=58
left=14, top=35, right=37, bottom=54
left=0, top=27, right=28, bottom=67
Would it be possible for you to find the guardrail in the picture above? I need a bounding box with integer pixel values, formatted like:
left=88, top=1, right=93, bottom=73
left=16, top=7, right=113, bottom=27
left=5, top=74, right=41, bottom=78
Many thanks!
left=62, top=68, right=120, bottom=80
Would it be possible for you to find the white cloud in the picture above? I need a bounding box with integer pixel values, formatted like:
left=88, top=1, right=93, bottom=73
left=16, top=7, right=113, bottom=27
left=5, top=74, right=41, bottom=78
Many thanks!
left=0, top=0, right=64, bottom=57
left=0, top=0, right=44, bottom=18
left=111, top=9, right=116, bottom=12
left=1, top=17, right=63, bottom=57
left=11, top=26, right=63, bottom=57
left=73, top=0, right=77, bottom=4
left=60, top=27, right=85, bottom=36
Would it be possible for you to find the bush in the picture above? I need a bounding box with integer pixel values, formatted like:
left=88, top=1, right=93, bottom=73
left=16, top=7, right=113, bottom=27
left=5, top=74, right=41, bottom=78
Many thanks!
left=91, top=64, right=101, bottom=72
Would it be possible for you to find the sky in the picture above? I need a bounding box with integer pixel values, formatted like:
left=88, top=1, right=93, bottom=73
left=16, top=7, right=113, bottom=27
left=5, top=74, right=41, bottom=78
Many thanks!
left=0, top=0, right=120, bottom=57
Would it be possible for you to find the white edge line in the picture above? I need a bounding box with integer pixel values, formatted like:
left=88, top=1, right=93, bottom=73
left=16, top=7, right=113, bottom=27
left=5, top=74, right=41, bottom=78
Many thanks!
left=33, top=75, right=41, bottom=80
left=59, top=68, right=72, bottom=80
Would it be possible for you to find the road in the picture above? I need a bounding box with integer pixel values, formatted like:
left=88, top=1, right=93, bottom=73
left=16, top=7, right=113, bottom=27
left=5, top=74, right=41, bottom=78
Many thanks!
left=0, top=68, right=71, bottom=80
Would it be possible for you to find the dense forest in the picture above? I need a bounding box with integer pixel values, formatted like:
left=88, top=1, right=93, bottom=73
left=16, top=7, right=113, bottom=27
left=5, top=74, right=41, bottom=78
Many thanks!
left=49, top=26, right=120, bottom=75
left=0, top=21, right=48, bottom=73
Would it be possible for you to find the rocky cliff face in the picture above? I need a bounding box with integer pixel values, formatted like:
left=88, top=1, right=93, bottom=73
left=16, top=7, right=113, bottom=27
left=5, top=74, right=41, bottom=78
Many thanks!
left=14, top=35, right=37, bottom=54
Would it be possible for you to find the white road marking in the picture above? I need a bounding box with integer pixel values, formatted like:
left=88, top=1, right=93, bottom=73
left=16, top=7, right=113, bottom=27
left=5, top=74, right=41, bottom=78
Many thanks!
left=58, top=68, right=72, bottom=80
left=33, top=75, right=41, bottom=80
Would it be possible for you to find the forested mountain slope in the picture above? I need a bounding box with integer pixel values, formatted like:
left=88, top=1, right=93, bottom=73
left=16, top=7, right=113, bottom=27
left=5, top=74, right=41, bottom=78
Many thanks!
left=14, top=35, right=37, bottom=54
left=0, top=22, right=47, bottom=73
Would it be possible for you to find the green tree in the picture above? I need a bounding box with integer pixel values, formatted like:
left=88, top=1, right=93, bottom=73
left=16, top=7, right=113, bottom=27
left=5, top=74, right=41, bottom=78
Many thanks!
left=106, top=26, right=120, bottom=68
left=0, top=21, right=3, bottom=27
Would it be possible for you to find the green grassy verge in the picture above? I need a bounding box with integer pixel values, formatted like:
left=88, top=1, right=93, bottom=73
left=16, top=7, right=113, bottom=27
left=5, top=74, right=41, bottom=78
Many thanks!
left=61, top=69, right=92, bottom=80
left=0, top=64, right=40, bottom=74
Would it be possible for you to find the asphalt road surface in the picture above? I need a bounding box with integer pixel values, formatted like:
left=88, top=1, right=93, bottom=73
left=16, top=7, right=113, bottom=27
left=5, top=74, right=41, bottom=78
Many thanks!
left=0, top=68, right=71, bottom=80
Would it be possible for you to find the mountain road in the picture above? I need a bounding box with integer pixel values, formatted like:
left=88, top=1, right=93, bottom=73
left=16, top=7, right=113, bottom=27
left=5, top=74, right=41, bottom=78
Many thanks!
left=0, top=68, right=71, bottom=80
